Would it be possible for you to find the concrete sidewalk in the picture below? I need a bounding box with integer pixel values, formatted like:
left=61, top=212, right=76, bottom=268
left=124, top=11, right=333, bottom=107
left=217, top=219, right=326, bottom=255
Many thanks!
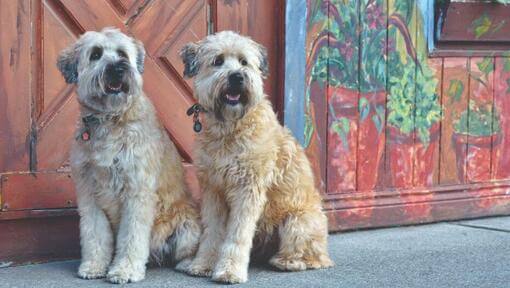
left=1, top=217, right=509, bottom=288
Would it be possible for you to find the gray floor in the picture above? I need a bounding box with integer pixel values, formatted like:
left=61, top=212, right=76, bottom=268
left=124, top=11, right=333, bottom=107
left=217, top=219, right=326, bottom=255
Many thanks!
left=1, top=217, right=509, bottom=288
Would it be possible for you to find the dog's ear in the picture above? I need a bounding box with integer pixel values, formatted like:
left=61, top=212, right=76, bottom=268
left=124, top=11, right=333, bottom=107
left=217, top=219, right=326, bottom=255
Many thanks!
left=133, top=39, right=145, bottom=74
left=57, top=43, right=80, bottom=84
left=257, top=44, right=269, bottom=78
left=180, top=43, right=200, bottom=78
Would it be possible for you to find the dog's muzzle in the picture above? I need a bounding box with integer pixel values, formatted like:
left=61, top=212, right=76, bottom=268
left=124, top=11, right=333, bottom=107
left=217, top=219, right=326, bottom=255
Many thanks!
left=104, top=61, right=130, bottom=94
left=223, top=72, right=245, bottom=105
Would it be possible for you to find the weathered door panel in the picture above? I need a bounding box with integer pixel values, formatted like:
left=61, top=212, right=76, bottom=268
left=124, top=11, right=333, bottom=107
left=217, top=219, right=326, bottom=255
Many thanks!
left=0, top=0, right=284, bottom=264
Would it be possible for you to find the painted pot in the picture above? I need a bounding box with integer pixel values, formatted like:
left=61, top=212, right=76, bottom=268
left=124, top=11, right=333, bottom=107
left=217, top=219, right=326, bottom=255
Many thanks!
left=387, top=123, right=440, bottom=188
left=327, top=86, right=386, bottom=195
left=327, top=86, right=358, bottom=193
left=357, top=91, right=386, bottom=192
left=452, top=132, right=502, bottom=182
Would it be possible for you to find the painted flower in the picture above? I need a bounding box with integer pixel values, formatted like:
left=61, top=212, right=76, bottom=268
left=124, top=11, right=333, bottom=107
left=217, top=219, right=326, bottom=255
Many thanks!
left=339, top=39, right=354, bottom=60
left=366, top=3, right=385, bottom=29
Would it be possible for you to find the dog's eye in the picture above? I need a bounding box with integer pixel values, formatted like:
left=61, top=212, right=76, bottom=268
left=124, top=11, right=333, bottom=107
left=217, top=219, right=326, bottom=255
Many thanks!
left=90, top=47, right=103, bottom=61
left=213, top=55, right=224, bottom=67
left=240, top=58, right=248, bottom=66
left=117, top=49, right=128, bottom=59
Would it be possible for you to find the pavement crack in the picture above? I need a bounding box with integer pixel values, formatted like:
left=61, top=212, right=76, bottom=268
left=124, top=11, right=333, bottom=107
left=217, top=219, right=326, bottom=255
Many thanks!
left=449, top=223, right=510, bottom=234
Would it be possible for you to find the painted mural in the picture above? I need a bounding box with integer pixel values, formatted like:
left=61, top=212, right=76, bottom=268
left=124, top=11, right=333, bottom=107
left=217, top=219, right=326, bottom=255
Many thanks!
left=304, top=0, right=510, bottom=230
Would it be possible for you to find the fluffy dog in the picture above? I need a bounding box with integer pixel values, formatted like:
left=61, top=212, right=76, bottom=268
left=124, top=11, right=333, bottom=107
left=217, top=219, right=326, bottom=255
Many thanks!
left=57, top=27, right=201, bottom=284
left=179, top=31, right=333, bottom=284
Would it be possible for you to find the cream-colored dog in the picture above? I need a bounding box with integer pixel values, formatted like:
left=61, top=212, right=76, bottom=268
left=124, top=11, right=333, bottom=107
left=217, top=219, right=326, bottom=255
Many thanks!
left=179, top=31, right=333, bottom=284
left=57, top=28, right=201, bottom=284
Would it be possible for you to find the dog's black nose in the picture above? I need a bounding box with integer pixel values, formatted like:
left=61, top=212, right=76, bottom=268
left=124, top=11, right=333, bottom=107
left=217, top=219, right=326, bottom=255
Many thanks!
left=107, top=61, right=128, bottom=78
left=229, top=72, right=244, bottom=86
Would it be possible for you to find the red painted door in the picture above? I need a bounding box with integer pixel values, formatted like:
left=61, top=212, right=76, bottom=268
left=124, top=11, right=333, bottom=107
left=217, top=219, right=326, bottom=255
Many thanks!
left=0, top=0, right=284, bottom=264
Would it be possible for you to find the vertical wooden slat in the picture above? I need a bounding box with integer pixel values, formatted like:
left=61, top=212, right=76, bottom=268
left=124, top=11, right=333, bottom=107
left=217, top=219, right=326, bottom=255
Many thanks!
left=357, top=0, right=387, bottom=193
left=304, top=1, right=328, bottom=193
left=385, top=0, right=417, bottom=189
left=0, top=0, right=31, bottom=173
left=326, top=0, right=360, bottom=193
left=492, top=57, right=510, bottom=180
left=413, top=4, right=441, bottom=187
left=439, top=58, right=470, bottom=185
left=467, top=57, right=495, bottom=183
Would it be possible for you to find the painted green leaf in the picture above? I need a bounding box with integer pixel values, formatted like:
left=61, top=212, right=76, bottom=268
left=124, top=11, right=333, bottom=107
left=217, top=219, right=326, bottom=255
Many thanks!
left=447, top=79, right=464, bottom=103
left=472, top=14, right=492, bottom=39
left=304, top=115, right=314, bottom=148
left=504, top=58, right=510, bottom=72
left=331, top=118, right=350, bottom=150
left=477, top=57, right=494, bottom=76
left=359, top=97, right=370, bottom=121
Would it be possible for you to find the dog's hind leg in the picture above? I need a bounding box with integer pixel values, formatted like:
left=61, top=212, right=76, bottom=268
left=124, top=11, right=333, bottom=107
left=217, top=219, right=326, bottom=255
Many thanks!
left=170, top=205, right=201, bottom=268
left=269, top=210, right=334, bottom=271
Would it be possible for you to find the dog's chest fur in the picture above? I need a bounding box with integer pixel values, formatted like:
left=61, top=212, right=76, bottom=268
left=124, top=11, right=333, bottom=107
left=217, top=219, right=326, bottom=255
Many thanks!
left=71, top=111, right=160, bottom=227
left=196, top=103, right=279, bottom=192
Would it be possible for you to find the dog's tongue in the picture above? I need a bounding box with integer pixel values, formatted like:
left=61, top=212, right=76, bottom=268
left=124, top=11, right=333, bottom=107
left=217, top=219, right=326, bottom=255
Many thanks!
left=226, top=94, right=240, bottom=101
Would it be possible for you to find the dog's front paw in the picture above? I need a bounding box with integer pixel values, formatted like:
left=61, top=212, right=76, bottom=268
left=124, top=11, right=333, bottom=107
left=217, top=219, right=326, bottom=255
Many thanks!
left=269, top=256, right=307, bottom=271
left=106, top=262, right=145, bottom=284
left=77, top=261, right=108, bottom=279
left=212, top=261, right=248, bottom=284
left=182, top=257, right=215, bottom=277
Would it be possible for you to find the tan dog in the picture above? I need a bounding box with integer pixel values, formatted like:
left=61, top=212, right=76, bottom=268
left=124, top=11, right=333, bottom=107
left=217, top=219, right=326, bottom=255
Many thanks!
left=57, top=28, right=201, bottom=284
left=179, top=31, right=333, bottom=284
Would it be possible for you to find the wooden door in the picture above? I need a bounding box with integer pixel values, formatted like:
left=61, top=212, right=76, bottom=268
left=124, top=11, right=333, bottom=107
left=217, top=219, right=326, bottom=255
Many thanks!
left=304, top=0, right=510, bottom=231
left=0, top=0, right=284, bottom=264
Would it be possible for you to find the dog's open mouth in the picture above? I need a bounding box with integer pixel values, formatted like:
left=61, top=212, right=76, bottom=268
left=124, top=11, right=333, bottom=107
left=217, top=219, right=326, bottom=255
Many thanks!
left=223, top=88, right=243, bottom=105
left=105, top=81, right=126, bottom=94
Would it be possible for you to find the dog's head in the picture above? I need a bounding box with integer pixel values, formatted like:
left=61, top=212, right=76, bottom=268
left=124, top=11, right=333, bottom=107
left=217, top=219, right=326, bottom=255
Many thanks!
left=57, top=27, right=145, bottom=113
left=180, top=31, right=268, bottom=121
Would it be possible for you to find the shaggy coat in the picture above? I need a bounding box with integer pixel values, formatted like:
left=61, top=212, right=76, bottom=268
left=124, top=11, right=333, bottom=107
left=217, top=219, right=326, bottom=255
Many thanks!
left=180, top=31, right=333, bottom=284
left=57, top=28, right=201, bottom=284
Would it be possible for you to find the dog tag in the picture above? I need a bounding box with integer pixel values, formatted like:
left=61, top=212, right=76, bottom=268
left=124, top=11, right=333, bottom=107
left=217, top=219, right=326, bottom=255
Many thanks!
left=81, top=131, right=90, bottom=141
left=193, top=121, right=202, bottom=133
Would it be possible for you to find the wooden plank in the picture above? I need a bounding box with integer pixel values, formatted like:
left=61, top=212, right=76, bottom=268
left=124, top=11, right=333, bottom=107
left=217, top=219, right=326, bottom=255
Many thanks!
left=0, top=0, right=31, bottom=173
left=492, top=57, right=510, bottom=180
left=304, top=1, right=329, bottom=193
left=1, top=173, right=75, bottom=211
left=0, top=214, right=80, bottom=265
left=413, top=4, right=442, bottom=188
left=326, top=0, right=360, bottom=194
left=467, top=57, right=495, bottom=183
left=385, top=0, right=417, bottom=189
left=357, top=0, right=387, bottom=193
left=439, top=58, right=470, bottom=185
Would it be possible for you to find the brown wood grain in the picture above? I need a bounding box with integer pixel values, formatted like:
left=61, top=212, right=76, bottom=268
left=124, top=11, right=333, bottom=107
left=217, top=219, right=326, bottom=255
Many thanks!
left=0, top=214, right=80, bottom=265
left=2, top=172, right=75, bottom=211
left=0, top=0, right=31, bottom=173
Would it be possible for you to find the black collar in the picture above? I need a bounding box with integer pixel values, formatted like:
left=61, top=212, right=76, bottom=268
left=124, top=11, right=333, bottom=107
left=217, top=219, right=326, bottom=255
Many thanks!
left=77, top=114, right=119, bottom=141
